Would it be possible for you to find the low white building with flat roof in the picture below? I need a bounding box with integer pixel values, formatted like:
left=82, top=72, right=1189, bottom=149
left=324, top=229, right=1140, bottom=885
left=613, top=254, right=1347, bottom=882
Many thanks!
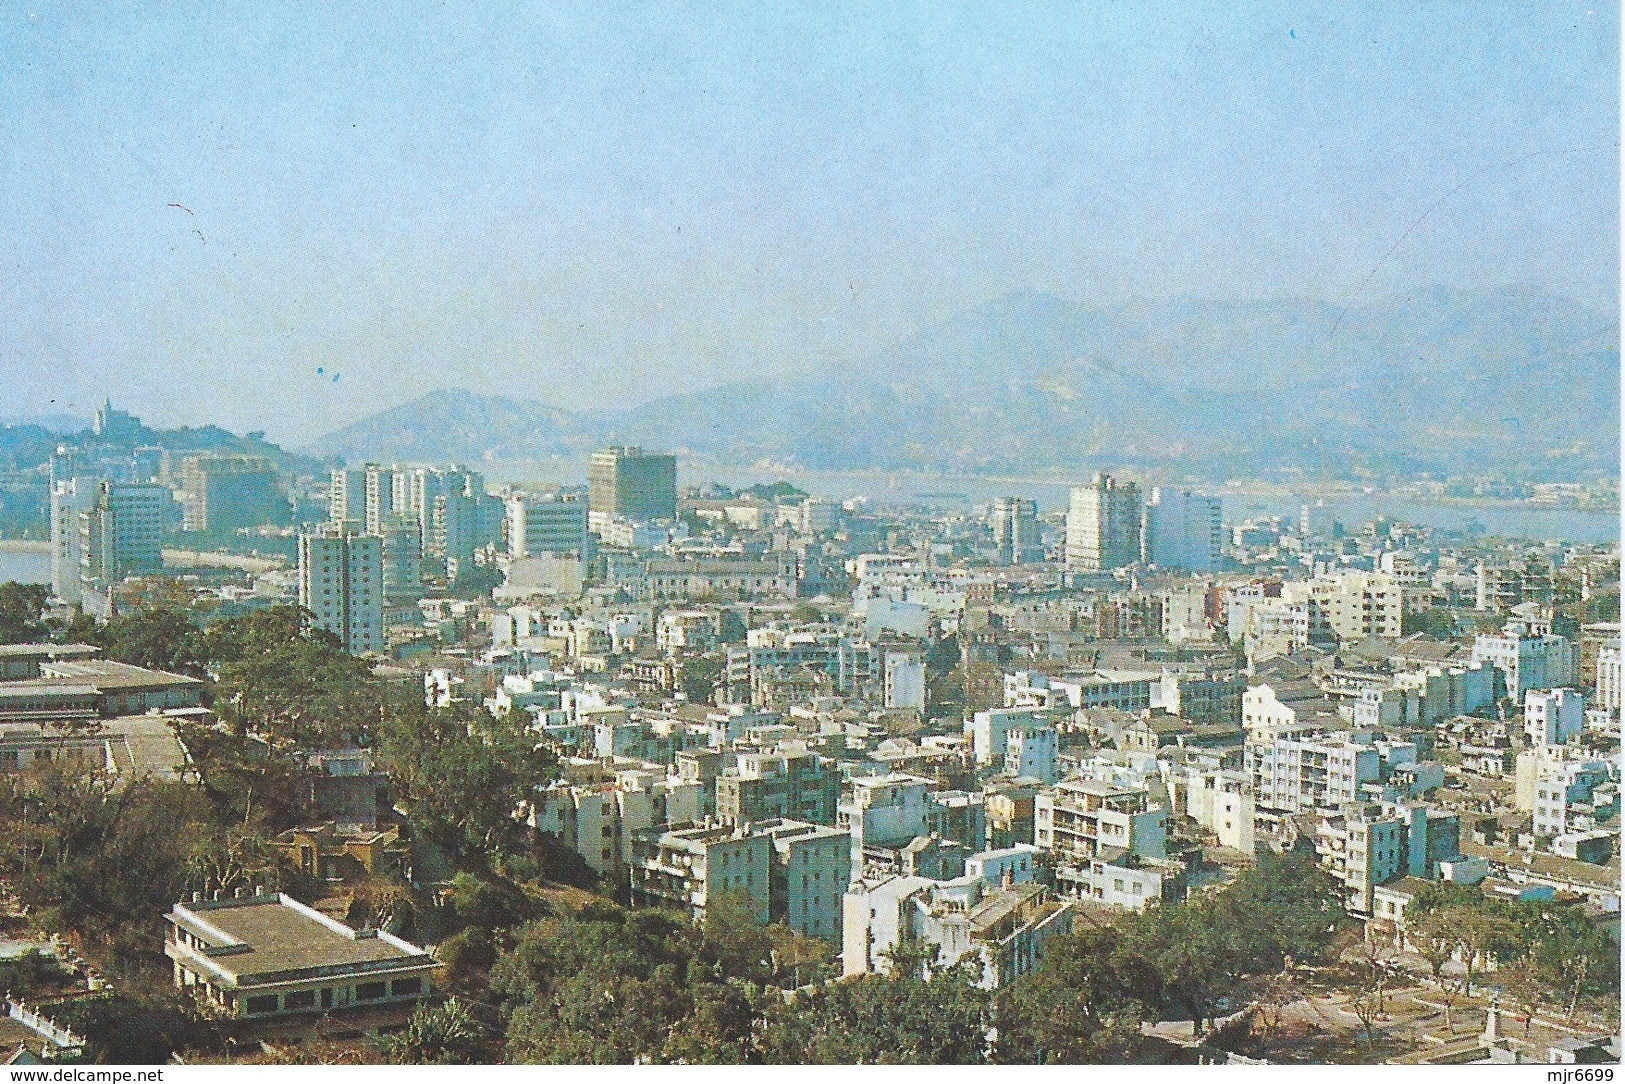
left=164, top=891, right=439, bottom=1019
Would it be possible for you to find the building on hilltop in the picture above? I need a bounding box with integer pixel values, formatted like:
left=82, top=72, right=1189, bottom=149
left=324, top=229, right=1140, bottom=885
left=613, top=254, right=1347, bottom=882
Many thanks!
left=164, top=890, right=439, bottom=1019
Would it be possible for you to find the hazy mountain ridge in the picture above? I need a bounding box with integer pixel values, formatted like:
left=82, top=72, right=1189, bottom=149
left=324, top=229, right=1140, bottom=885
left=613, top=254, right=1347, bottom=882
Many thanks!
left=0, top=418, right=325, bottom=476
left=308, top=289, right=1620, bottom=481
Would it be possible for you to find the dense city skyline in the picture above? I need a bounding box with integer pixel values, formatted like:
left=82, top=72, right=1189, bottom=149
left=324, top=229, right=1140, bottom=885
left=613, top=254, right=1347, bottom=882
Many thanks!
left=0, top=7, right=1617, bottom=1069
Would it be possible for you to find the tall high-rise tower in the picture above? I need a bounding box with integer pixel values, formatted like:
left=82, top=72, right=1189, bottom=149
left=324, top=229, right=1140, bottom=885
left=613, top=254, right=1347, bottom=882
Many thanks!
left=1143, top=488, right=1223, bottom=572
left=587, top=447, right=677, bottom=527
left=991, top=497, right=1041, bottom=565
left=298, top=526, right=385, bottom=655
left=1065, top=474, right=1142, bottom=572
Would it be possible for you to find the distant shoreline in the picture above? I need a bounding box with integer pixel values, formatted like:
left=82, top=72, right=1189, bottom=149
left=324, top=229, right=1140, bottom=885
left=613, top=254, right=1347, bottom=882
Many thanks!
left=0, top=539, right=49, bottom=554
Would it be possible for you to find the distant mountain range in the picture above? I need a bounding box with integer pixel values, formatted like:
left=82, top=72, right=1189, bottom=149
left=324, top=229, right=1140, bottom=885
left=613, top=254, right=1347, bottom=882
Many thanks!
left=308, top=287, right=1620, bottom=483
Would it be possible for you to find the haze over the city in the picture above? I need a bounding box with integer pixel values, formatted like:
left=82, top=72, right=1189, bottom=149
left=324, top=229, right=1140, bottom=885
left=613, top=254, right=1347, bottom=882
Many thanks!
left=2, top=2, right=1618, bottom=444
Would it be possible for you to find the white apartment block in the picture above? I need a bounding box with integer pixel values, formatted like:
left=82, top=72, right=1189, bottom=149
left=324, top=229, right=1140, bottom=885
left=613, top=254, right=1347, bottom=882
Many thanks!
left=642, top=556, right=797, bottom=601
left=1065, top=474, right=1142, bottom=572
left=1308, top=571, right=1407, bottom=641
left=1180, top=766, right=1256, bottom=853
left=79, top=481, right=168, bottom=582
left=1161, top=585, right=1213, bottom=642
left=969, top=708, right=1052, bottom=767
left=762, top=819, right=852, bottom=944
left=1241, top=682, right=1339, bottom=744
left=883, top=651, right=926, bottom=711
left=1004, top=669, right=1159, bottom=714
left=529, top=773, right=707, bottom=875
left=964, top=843, right=1042, bottom=887
left=1517, top=747, right=1619, bottom=838
left=1054, top=855, right=1168, bottom=911
left=629, top=822, right=773, bottom=923
left=1472, top=619, right=1579, bottom=701
left=1524, top=687, right=1585, bottom=747
left=843, top=874, right=1072, bottom=988
left=298, top=528, right=385, bottom=655
left=1596, top=644, right=1621, bottom=716
left=506, top=492, right=589, bottom=558
left=1248, top=735, right=1382, bottom=814
left=328, top=467, right=366, bottom=527
left=1315, top=807, right=1407, bottom=913
left=1316, top=802, right=1462, bottom=914
left=1003, top=724, right=1059, bottom=784
left=50, top=478, right=98, bottom=606
left=838, top=772, right=934, bottom=859
left=1034, top=779, right=1167, bottom=866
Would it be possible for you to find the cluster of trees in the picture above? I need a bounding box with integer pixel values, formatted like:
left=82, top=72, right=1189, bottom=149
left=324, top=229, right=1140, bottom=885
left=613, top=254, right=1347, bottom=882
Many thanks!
left=0, top=602, right=567, bottom=1037
left=0, top=763, right=302, bottom=975
left=395, top=852, right=1342, bottom=1065
left=0, top=581, right=51, bottom=643
left=375, top=696, right=558, bottom=866
left=1407, top=883, right=1619, bottom=1027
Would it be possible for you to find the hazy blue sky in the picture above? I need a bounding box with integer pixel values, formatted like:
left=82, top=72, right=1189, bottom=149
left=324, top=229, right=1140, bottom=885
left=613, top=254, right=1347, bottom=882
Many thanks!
left=2, top=2, right=1617, bottom=444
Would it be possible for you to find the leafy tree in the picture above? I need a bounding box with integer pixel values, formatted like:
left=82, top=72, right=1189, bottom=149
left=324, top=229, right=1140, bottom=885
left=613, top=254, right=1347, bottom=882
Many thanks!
left=1217, top=851, right=1342, bottom=968
left=385, top=998, right=492, bottom=1064
left=700, top=888, right=773, bottom=982
left=1514, top=901, right=1620, bottom=1019
left=494, top=905, right=698, bottom=1063
left=438, top=927, right=499, bottom=984
left=375, top=696, right=557, bottom=863
left=788, top=602, right=822, bottom=623
left=175, top=719, right=314, bottom=831
left=51, top=608, right=98, bottom=644
left=767, top=922, right=833, bottom=988
left=681, top=654, right=724, bottom=703
left=93, top=606, right=207, bottom=676
left=1345, top=937, right=1390, bottom=1055
left=1121, top=900, right=1237, bottom=1034
left=0, top=948, right=65, bottom=998
left=344, top=873, right=416, bottom=935
left=1118, top=851, right=1340, bottom=1034
left=0, top=765, right=245, bottom=979
left=0, top=581, right=48, bottom=643
left=765, top=944, right=991, bottom=1064
left=450, top=561, right=503, bottom=600
left=991, top=925, right=1152, bottom=1063
left=506, top=965, right=692, bottom=1063
left=1402, top=607, right=1459, bottom=638
left=660, top=981, right=760, bottom=1064
left=205, top=605, right=384, bottom=746
left=447, top=871, right=538, bottom=932
left=186, top=824, right=289, bottom=897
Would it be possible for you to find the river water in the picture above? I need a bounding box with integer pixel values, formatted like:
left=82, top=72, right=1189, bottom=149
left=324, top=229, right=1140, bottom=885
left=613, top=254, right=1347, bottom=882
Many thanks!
left=0, top=544, right=51, bottom=586
left=485, top=458, right=1619, bottom=546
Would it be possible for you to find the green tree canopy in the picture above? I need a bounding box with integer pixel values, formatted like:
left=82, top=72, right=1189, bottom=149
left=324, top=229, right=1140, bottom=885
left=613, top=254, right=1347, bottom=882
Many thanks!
left=0, top=581, right=48, bottom=643
left=93, top=605, right=208, bottom=676
left=376, top=695, right=558, bottom=863
left=204, top=605, right=384, bottom=746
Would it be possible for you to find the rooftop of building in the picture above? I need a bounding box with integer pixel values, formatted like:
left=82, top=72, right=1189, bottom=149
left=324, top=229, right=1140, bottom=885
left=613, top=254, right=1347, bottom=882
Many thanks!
left=965, top=881, right=1051, bottom=935
left=850, top=770, right=934, bottom=789
left=1372, top=875, right=1439, bottom=900
left=1459, top=840, right=1621, bottom=893
left=37, top=659, right=202, bottom=691
left=0, top=643, right=100, bottom=660
left=754, top=818, right=848, bottom=845
left=0, top=714, right=193, bottom=780
left=0, top=682, right=101, bottom=701
left=167, top=893, right=435, bottom=985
